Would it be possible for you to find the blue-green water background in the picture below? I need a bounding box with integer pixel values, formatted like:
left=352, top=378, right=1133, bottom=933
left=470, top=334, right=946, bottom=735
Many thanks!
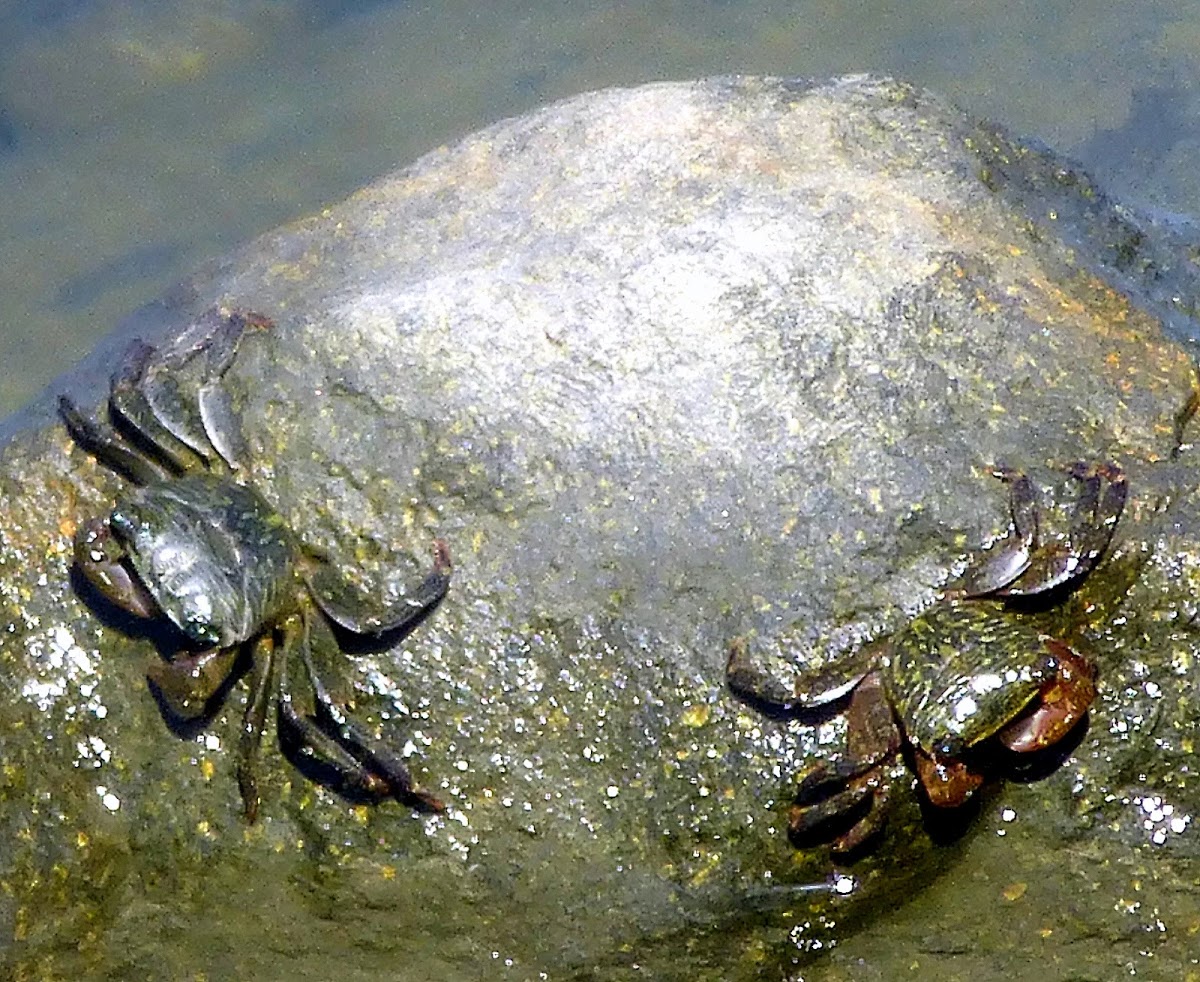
left=2, top=1, right=1200, bottom=416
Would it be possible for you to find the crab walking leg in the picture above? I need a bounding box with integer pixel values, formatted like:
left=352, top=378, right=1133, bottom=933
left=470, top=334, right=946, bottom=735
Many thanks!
left=274, top=613, right=385, bottom=798
left=58, top=394, right=176, bottom=486
left=1066, top=461, right=1128, bottom=569
left=273, top=613, right=443, bottom=809
left=986, top=462, right=1127, bottom=598
left=107, top=309, right=265, bottom=472
left=956, top=467, right=1039, bottom=597
left=107, top=340, right=209, bottom=473
left=299, top=613, right=444, bottom=812
left=236, top=633, right=279, bottom=823
left=789, top=672, right=902, bottom=854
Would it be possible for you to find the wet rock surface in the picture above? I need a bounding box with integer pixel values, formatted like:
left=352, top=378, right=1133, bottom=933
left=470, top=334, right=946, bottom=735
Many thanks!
left=1, top=76, right=1198, bottom=979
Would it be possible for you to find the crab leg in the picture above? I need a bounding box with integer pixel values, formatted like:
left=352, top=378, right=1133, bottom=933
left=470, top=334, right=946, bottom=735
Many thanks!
left=275, top=614, right=384, bottom=797
left=108, top=310, right=269, bottom=472
left=788, top=672, right=901, bottom=854
left=58, top=395, right=175, bottom=486
left=274, top=612, right=443, bottom=811
left=147, top=645, right=243, bottom=720
left=957, top=466, right=1039, bottom=597
left=299, top=613, right=444, bottom=812
left=107, top=340, right=212, bottom=474
left=976, top=462, right=1127, bottom=598
left=236, top=633, right=278, bottom=823
left=308, top=539, right=453, bottom=636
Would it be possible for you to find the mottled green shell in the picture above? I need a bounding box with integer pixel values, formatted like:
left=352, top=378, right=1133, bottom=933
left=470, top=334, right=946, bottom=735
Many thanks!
left=881, top=601, right=1052, bottom=755
left=113, top=474, right=295, bottom=647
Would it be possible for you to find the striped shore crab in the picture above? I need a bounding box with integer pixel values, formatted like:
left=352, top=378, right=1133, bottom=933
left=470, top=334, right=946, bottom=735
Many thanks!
left=60, top=308, right=451, bottom=820
left=727, top=461, right=1126, bottom=855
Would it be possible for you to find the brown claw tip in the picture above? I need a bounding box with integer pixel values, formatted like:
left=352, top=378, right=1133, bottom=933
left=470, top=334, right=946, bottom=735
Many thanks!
left=914, top=751, right=983, bottom=808
left=243, top=311, right=275, bottom=331
left=431, top=538, right=453, bottom=574
left=220, top=307, right=274, bottom=332
left=410, top=789, right=446, bottom=813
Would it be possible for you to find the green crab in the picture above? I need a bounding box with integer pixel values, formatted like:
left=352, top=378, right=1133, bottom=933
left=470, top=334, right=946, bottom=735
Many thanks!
left=60, top=307, right=451, bottom=820
left=727, top=461, right=1126, bottom=854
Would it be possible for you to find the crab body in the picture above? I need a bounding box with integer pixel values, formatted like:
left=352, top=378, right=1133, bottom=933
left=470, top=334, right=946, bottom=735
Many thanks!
left=727, top=461, right=1125, bottom=854
left=62, top=308, right=451, bottom=820
left=96, top=475, right=296, bottom=647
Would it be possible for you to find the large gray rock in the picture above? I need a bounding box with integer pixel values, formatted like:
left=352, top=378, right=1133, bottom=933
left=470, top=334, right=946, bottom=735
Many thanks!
left=1, top=75, right=1199, bottom=979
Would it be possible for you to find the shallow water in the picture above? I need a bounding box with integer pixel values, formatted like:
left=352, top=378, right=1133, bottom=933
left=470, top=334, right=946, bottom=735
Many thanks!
left=1, top=1, right=1200, bottom=415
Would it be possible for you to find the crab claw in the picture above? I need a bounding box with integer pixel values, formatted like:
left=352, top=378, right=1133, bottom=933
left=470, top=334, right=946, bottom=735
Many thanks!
left=911, top=750, right=984, bottom=808
left=73, top=516, right=162, bottom=620
left=996, top=640, right=1096, bottom=752
left=789, top=764, right=893, bottom=856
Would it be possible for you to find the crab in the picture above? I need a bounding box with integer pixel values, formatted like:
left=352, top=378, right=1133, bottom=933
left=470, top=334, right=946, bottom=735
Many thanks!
left=726, top=461, right=1126, bottom=855
left=59, top=307, right=451, bottom=821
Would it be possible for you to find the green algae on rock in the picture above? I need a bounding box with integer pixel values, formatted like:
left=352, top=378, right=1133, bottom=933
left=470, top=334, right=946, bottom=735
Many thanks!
left=1, top=75, right=1199, bottom=980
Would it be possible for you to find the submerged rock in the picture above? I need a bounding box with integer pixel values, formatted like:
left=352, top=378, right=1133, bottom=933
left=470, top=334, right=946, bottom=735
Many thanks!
left=1, top=75, right=1199, bottom=979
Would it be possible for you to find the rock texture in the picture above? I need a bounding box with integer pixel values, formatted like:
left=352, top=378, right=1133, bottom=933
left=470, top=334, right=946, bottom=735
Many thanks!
left=2, top=75, right=1199, bottom=979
